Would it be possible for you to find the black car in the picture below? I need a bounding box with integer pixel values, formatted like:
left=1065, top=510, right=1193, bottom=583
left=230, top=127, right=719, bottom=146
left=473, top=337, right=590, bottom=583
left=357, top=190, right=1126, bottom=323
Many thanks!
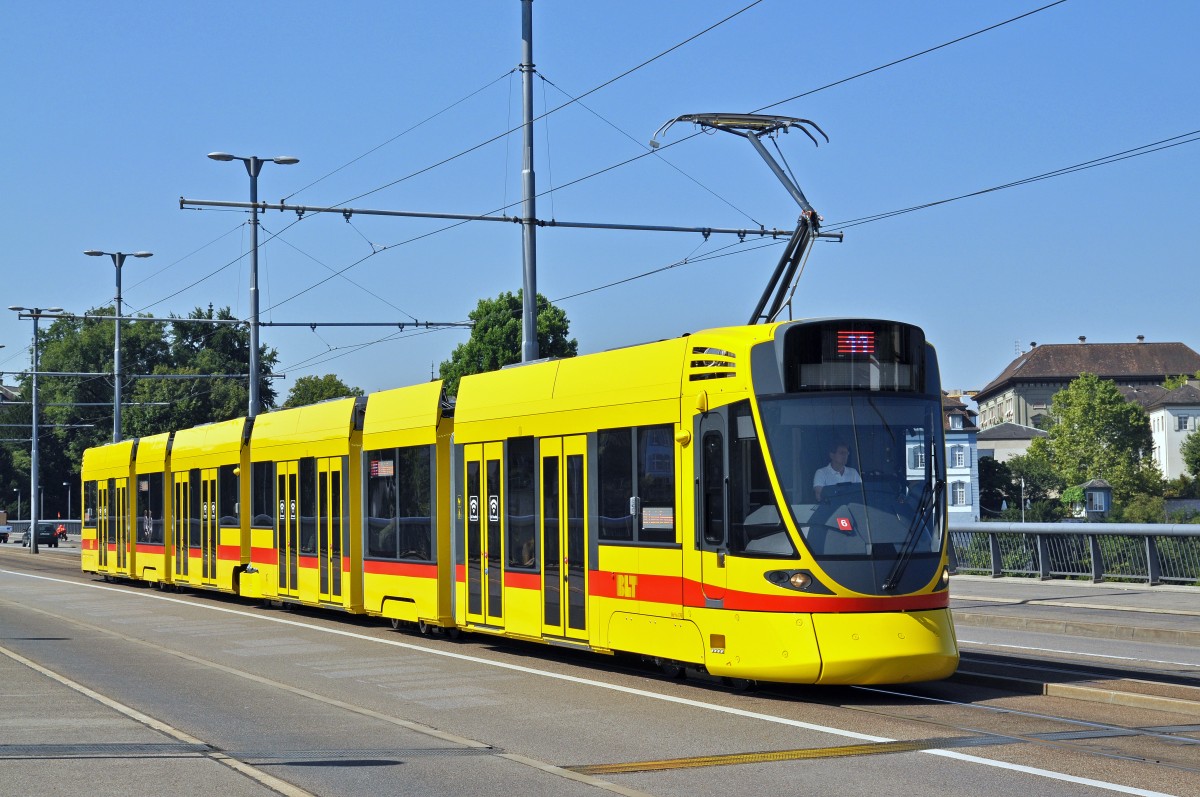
left=21, top=523, right=58, bottom=548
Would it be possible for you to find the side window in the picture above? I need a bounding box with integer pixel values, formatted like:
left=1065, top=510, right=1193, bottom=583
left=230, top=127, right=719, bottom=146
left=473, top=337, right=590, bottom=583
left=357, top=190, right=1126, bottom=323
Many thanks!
left=597, top=425, right=676, bottom=545
left=250, top=462, right=274, bottom=528
left=637, top=426, right=676, bottom=543
left=506, top=437, right=536, bottom=569
left=138, top=473, right=165, bottom=543
left=702, top=431, right=725, bottom=546
left=728, top=400, right=795, bottom=558
left=365, top=445, right=434, bottom=561
left=299, top=458, right=317, bottom=554
left=597, top=429, right=633, bottom=541
left=366, top=449, right=398, bottom=558
left=83, top=481, right=98, bottom=526
left=218, top=464, right=239, bottom=525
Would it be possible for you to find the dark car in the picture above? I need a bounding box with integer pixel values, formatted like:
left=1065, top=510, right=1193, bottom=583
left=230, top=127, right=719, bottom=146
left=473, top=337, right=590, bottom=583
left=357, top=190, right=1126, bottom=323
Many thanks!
left=21, top=523, right=58, bottom=548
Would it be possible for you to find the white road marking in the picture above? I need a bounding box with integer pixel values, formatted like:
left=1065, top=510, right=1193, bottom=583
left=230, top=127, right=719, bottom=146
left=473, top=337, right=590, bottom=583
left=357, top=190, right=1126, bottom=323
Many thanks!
left=2, top=568, right=1181, bottom=797
left=959, top=638, right=1200, bottom=669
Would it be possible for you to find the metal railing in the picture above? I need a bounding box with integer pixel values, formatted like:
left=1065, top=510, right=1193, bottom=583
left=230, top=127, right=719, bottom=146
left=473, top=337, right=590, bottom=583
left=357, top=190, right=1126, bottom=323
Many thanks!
left=2, top=520, right=81, bottom=540
left=949, top=522, right=1200, bottom=586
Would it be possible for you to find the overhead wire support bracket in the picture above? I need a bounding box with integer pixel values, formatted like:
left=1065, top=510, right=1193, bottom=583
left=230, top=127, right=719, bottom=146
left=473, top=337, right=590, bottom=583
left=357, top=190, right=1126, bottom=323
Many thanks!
left=178, top=197, right=795, bottom=239
left=651, top=113, right=837, bottom=325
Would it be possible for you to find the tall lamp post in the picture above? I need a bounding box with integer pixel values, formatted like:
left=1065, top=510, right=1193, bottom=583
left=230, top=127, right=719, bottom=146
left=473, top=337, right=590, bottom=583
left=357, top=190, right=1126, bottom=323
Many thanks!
left=12, top=488, right=18, bottom=523
left=207, top=152, right=298, bottom=419
left=84, top=250, right=152, bottom=442
left=8, top=305, right=64, bottom=554
left=64, top=481, right=71, bottom=522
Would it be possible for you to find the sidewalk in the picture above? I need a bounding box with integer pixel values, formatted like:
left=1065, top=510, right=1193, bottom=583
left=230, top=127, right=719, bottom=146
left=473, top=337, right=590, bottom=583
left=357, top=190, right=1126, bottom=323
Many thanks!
left=950, top=574, right=1200, bottom=647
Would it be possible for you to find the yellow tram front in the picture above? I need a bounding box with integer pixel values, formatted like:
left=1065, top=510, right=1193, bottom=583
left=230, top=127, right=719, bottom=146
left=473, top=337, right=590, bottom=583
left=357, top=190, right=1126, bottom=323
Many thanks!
left=692, top=318, right=959, bottom=684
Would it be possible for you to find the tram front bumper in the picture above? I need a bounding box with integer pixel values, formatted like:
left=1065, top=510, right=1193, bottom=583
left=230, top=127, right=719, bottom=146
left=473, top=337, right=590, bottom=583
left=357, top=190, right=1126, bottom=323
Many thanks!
left=812, top=608, right=959, bottom=685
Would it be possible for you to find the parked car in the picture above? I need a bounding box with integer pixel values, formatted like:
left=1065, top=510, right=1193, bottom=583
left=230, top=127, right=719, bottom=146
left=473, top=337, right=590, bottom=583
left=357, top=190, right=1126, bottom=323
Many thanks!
left=0, top=527, right=9, bottom=544
left=21, top=523, right=58, bottom=548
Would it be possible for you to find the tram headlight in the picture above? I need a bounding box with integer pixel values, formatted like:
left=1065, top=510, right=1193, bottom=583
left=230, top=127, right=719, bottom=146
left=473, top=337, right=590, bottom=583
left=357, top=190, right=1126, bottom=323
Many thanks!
left=939, top=566, right=950, bottom=589
left=789, top=572, right=812, bottom=590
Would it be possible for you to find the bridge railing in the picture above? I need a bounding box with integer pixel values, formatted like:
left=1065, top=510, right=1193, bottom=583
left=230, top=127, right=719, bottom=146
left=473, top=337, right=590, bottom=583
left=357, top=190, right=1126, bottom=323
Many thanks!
left=948, top=522, right=1200, bottom=586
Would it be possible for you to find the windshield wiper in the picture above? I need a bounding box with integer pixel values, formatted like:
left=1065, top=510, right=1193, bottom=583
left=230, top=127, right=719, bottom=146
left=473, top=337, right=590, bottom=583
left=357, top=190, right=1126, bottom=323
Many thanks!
left=882, top=477, right=943, bottom=592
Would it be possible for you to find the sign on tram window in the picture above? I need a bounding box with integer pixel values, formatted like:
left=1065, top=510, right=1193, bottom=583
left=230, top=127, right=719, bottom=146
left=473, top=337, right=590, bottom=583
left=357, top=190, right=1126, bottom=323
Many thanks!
left=784, top=320, right=925, bottom=393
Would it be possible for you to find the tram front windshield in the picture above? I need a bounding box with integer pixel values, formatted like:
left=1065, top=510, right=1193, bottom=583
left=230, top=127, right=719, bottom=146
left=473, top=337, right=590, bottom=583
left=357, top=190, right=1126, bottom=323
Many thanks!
left=757, top=393, right=945, bottom=594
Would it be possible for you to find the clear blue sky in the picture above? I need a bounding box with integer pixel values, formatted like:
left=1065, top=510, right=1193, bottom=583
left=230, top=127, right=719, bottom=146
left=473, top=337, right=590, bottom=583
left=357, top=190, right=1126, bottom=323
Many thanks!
left=3, top=1, right=1197, bottom=403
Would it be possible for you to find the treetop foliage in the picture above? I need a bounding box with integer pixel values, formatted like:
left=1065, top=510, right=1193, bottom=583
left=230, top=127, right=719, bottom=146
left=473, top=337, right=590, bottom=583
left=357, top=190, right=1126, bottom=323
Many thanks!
left=438, top=291, right=577, bottom=396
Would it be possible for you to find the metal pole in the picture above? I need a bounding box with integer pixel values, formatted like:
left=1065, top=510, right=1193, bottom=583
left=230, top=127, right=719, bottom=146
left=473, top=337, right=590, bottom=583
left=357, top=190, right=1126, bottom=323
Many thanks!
left=30, top=313, right=40, bottom=554
left=519, top=0, right=538, bottom=362
left=65, top=481, right=71, bottom=523
left=112, top=252, right=126, bottom=441
left=246, top=157, right=264, bottom=418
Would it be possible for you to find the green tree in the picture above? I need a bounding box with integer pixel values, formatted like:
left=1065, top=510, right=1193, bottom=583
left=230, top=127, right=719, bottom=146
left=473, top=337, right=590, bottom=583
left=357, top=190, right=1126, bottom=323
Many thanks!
left=283, top=374, right=364, bottom=408
left=977, top=456, right=1012, bottom=518
left=1039, top=373, right=1162, bottom=505
left=438, top=291, right=577, bottom=396
left=1001, top=447, right=1067, bottom=521
left=1116, top=493, right=1165, bottom=523
left=1182, top=429, right=1200, bottom=480
left=1163, top=370, right=1200, bottom=389
left=5, top=305, right=279, bottom=519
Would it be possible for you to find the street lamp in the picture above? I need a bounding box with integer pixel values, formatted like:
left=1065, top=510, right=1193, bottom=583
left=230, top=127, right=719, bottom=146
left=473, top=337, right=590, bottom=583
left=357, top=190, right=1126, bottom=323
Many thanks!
left=207, top=152, right=299, bottom=419
left=84, top=250, right=152, bottom=442
left=12, top=488, right=18, bottom=523
left=8, top=305, right=64, bottom=554
left=64, top=481, right=71, bottom=523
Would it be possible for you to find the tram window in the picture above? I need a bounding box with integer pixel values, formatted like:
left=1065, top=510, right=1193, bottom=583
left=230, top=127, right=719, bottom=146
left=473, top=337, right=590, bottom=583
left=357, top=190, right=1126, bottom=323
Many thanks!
left=218, top=464, right=239, bottom=525
left=299, top=458, right=317, bottom=554
left=728, top=401, right=795, bottom=558
left=637, top=425, right=676, bottom=543
left=365, top=445, right=433, bottom=561
left=598, top=425, right=676, bottom=544
left=250, top=462, right=274, bottom=528
left=137, top=473, right=165, bottom=544
left=83, top=481, right=97, bottom=526
left=597, top=429, right=633, bottom=541
left=397, top=446, right=432, bottom=561
left=702, top=431, right=725, bottom=546
left=188, top=470, right=202, bottom=548
left=506, top=437, right=537, bottom=569
left=107, top=479, right=118, bottom=544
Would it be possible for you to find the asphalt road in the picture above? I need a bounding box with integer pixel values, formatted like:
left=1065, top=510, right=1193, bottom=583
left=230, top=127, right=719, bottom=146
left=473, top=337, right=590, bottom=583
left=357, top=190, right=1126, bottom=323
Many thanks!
left=1, top=545, right=1197, bottom=797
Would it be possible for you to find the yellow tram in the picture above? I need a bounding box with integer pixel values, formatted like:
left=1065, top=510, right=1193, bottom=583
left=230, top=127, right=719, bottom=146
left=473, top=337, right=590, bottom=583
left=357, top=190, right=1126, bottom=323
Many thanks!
left=81, top=318, right=958, bottom=685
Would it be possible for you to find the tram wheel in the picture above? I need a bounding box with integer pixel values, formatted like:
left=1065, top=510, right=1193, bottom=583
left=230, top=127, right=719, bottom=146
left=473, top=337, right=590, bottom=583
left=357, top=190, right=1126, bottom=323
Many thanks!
left=653, top=658, right=686, bottom=679
left=390, top=618, right=401, bottom=631
left=418, top=620, right=431, bottom=635
left=722, top=677, right=757, bottom=691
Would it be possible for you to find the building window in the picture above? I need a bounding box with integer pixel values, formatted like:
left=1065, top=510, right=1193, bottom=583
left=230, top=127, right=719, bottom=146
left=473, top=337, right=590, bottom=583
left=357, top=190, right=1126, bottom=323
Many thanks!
left=1086, top=491, right=1107, bottom=512
left=910, top=446, right=925, bottom=469
left=951, top=482, right=966, bottom=506
left=953, top=447, right=966, bottom=468
left=949, top=414, right=963, bottom=430
left=1178, top=415, right=1193, bottom=432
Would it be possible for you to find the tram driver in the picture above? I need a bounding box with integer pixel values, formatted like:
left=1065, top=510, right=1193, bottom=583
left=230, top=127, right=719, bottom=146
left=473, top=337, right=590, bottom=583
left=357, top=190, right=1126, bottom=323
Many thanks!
left=813, top=441, right=861, bottom=501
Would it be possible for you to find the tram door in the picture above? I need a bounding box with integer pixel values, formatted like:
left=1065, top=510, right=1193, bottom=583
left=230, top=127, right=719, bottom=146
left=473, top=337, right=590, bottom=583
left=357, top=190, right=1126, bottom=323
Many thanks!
left=198, top=469, right=219, bottom=585
left=96, top=481, right=110, bottom=569
left=464, top=442, right=504, bottom=627
left=697, top=413, right=728, bottom=600
left=540, top=436, right=588, bottom=640
left=109, top=479, right=129, bottom=573
left=173, top=472, right=190, bottom=579
left=317, top=458, right=343, bottom=603
left=276, top=461, right=300, bottom=598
